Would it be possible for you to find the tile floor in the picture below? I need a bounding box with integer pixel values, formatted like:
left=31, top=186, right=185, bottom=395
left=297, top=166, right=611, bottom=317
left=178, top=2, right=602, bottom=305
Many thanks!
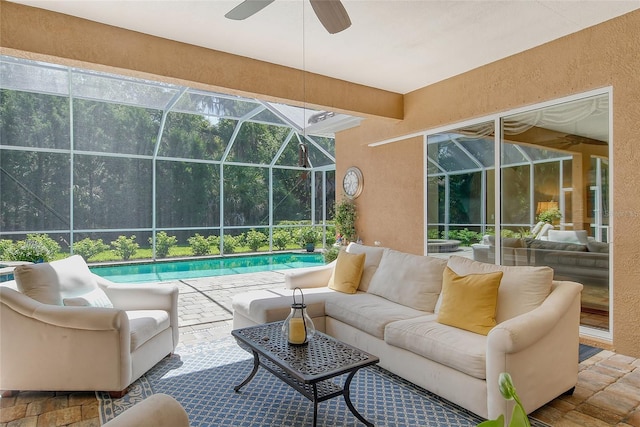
left=1, top=270, right=639, bottom=426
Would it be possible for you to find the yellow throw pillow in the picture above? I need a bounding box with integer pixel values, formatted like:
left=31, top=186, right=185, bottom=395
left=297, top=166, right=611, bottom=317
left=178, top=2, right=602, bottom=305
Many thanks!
left=328, top=250, right=366, bottom=294
left=437, top=266, right=503, bottom=335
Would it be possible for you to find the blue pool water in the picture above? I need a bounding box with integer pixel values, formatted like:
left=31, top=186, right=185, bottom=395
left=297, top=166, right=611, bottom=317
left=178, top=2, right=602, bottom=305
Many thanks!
left=90, top=253, right=325, bottom=283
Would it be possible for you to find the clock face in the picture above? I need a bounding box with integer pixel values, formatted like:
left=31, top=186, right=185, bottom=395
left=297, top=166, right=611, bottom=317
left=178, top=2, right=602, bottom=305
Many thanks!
left=343, top=167, right=363, bottom=198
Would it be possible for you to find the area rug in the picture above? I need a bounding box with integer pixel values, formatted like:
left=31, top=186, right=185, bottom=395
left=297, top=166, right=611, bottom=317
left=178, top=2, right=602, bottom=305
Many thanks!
left=579, top=343, right=603, bottom=363
left=98, top=337, right=550, bottom=426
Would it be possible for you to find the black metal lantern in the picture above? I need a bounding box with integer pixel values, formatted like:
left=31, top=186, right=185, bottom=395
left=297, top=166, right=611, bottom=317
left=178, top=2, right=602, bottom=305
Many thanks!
left=282, top=287, right=316, bottom=345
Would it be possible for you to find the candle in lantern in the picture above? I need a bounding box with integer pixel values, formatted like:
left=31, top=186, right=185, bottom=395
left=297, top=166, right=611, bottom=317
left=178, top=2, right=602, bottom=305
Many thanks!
left=288, top=317, right=306, bottom=344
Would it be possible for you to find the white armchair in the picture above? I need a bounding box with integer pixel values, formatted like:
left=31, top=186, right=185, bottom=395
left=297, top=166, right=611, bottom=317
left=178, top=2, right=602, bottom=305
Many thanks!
left=0, top=255, right=179, bottom=396
left=102, top=393, right=190, bottom=427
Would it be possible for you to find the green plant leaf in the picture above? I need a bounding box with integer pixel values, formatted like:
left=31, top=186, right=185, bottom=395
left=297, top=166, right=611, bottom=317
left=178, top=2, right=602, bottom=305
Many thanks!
left=477, top=414, right=504, bottom=427
left=509, top=403, right=531, bottom=427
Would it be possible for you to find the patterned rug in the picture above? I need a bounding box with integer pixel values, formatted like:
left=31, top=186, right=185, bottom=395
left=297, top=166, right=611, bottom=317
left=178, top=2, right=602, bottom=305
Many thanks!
left=97, top=337, right=550, bottom=426
left=579, top=343, right=602, bottom=362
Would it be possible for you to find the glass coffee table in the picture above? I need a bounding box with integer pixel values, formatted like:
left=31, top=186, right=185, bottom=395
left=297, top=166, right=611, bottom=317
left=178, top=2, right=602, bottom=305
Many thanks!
left=232, top=321, right=379, bottom=426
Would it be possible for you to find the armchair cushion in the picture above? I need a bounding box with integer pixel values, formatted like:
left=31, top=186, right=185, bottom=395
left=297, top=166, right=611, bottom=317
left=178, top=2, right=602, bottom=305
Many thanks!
left=63, top=287, right=114, bottom=308
left=128, top=310, right=171, bottom=351
left=14, top=255, right=98, bottom=305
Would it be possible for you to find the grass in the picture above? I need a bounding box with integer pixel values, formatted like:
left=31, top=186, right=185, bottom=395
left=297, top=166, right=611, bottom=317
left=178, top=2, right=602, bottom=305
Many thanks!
left=76, top=243, right=313, bottom=263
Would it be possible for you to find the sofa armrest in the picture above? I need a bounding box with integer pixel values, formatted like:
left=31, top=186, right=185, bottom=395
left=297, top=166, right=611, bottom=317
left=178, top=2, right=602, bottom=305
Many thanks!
left=485, top=280, right=583, bottom=420
left=0, top=286, right=125, bottom=330
left=97, top=278, right=178, bottom=311
left=487, top=281, right=583, bottom=353
left=1, top=285, right=132, bottom=391
left=95, top=275, right=180, bottom=349
left=284, top=261, right=336, bottom=289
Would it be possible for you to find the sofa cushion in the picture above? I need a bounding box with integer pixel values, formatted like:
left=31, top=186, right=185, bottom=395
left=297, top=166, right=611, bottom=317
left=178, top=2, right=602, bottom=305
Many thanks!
left=328, top=250, right=365, bottom=294
left=367, top=249, right=447, bottom=312
left=232, top=287, right=335, bottom=324
left=481, top=235, right=523, bottom=248
left=587, top=240, right=609, bottom=254
left=547, top=230, right=589, bottom=245
left=385, top=315, right=488, bottom=379
left=437, top=267, right=502, bottom=335
left=325, top=293, right=427, bottom=339
left=14, top=255, right=98, bottom=305
left=127, top=310, right=170, bottom=351
left=443, top=256, right=553, bottom=323
left=63, top=287, right=114, bottom=308
left=524, top=238, right=588, bottom=252
left=345, top=243, right=385, bottom=291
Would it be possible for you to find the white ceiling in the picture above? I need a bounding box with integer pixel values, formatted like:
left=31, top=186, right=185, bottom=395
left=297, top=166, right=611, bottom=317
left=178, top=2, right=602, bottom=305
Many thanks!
left=10, top=0, right=640, bottom=94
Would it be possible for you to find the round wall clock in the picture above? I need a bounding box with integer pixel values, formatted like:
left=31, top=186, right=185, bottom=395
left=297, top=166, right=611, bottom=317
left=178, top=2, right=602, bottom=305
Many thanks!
left=343, top=166, right=364, bottom=199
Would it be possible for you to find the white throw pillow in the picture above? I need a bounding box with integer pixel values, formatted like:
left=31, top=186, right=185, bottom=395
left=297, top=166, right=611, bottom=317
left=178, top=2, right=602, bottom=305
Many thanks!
left=442, top=256, right=553, bottom=323
left=345, top=243, right=385, bottom=291
left=14, top=255, right=99, bottom=305
left=547, top=230, right=589, bottom=245
left=367, top=248, right=447, bottom=312
left=63, top=287, right=113, bottom=308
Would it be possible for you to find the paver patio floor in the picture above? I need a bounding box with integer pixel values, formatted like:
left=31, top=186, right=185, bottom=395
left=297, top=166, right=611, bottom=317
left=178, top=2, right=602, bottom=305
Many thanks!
left=1, top=270, right=638, bottom=426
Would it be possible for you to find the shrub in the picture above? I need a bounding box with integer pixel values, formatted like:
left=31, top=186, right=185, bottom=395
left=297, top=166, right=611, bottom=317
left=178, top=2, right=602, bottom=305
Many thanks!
left=272, top=229, right=291, bottom=251
left=235, top=232, right=247, bottom=248
left=427, top=228, right=440, bottom=239
left=0, top=239, right=13, bottom=259
left=110, top=235, right=139, bottom=260
left=26, top=234, right=60, bottom=258
left=208, top=235, right=220, bottom=252
left=188, top=233, right=211, bottom=256
left=6, top=238, right=53, bottom=262
left=297, top=227, right=320, bottom=246
left=446, top=228, right=483, bottom=246
left=222, top=235, right=238, bottom=254
left=151, top=231, right=177, bottom=258
left=73, top=238, right=109, bottom=261
left=245, top=229, right=267, bottom=252
left=323, top=245, right=340, bottom=263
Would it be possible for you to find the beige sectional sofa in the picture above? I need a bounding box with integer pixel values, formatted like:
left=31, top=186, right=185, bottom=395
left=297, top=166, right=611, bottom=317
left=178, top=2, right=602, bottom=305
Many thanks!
left=232, top=243, right=583, bottom=420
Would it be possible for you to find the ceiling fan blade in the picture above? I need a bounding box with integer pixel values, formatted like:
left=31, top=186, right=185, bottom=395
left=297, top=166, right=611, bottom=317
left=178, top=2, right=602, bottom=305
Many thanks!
left=225, top=0, right=275, bottom=20
left=309, top=0, right=351, bottom=34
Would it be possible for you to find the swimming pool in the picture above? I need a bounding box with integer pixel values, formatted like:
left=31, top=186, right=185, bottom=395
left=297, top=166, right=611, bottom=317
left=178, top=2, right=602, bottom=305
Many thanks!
left=90, top=253, right=325, bottom=283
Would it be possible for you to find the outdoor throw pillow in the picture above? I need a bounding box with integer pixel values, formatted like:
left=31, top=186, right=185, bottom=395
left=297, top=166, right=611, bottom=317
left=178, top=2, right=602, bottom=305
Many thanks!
left=344, top=243, right=385, bottom=291
left=443, top=256, right=553, bottom=323
left=14, top=255, right=99, bottom=305
left=63, top=287, right=114, bottom=308
left=328, top=250, right=366, bottom=294
left=367, top=249, right=447, bottom=312
left=437, top=266, right=503, bottom=335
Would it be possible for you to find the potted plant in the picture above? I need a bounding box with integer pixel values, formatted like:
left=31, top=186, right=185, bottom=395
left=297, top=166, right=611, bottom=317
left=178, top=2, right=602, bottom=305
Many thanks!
left=537, top=207, right=562, bottom=224
left=298, top=227, right=320, bottom=252
left=334, top=198, right=357, bottom=244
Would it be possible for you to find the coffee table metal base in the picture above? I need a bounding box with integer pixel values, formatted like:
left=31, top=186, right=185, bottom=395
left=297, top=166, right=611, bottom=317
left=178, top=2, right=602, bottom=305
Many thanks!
left=234, top=348, right=374, bottom=427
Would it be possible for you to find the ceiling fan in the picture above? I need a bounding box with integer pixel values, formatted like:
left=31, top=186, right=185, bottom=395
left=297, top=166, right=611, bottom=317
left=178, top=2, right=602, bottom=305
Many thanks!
left=225, top=0, right=352, bottom=34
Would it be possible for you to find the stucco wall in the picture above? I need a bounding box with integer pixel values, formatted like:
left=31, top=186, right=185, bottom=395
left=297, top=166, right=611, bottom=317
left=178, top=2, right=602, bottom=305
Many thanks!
left=338, top=10, right=640, bottom=356
left=1, top=1, right=638, bottom=356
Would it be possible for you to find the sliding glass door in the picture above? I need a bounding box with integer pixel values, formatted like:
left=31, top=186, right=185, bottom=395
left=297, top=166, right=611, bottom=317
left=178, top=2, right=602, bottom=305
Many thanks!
left=425, top=91, right=611, bottom=333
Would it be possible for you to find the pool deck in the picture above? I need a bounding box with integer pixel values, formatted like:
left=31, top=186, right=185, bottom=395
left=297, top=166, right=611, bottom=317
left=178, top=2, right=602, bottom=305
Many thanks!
left=1, top=265, right=639, bottom=426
